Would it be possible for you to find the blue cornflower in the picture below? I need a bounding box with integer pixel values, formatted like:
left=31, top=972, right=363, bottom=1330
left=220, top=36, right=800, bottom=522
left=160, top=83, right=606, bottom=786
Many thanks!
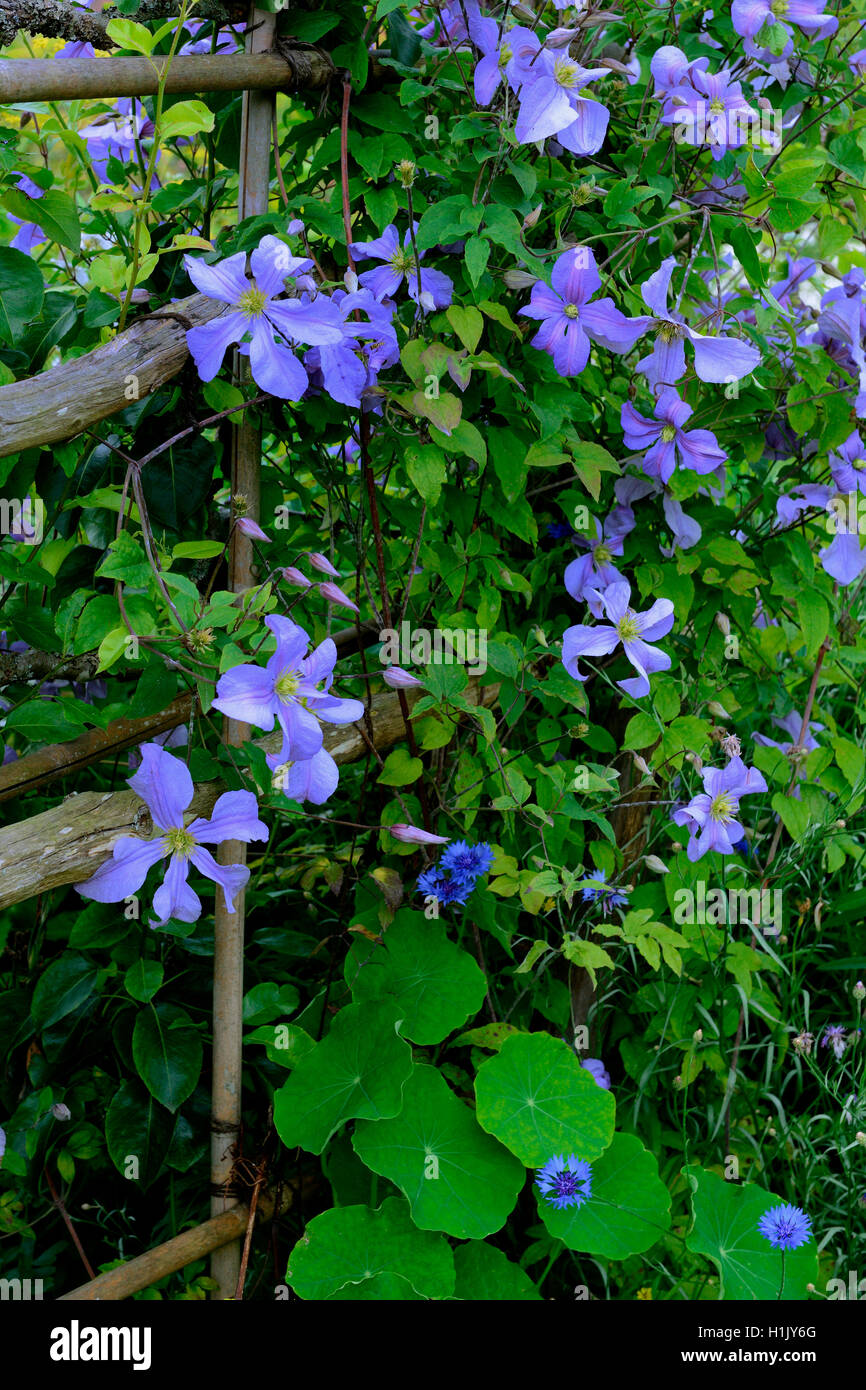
left=417, top=867, right=474, bottom=908
left=536, top=1154, right=593, bottom=1211
left=757, top=1204, right=812, bottom=1251
left=439, top=840, right=495, bottom=883
left=822, top=1025, right=849, bottom=1060
left=579, top=868, right=628, bottom=916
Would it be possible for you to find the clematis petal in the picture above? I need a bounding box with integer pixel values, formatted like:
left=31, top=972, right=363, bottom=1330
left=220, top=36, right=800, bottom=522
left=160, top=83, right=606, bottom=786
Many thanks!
left=187, top=790, right=269, bottom=845
left=562, top=622, right=620, bottom=681
left=248, top=320, right=310, bottom=399
left=635, top=598, right=675, bottom=642
left=184, top=250, right=250, bottom=304
left=129, top=743, right=194, bottom=829
left=150, top=854, right=201, bottom=926
left=250, top=235, right=311, bottom=299
left=75, top=835, right=167, bottom=902
left=188, top=845, right=250, bottom=915
left=689, top=330, right=761, bottom=384
left=212, top=662, right=278, bottom=731
left=186, top=313, right=246, bottom=382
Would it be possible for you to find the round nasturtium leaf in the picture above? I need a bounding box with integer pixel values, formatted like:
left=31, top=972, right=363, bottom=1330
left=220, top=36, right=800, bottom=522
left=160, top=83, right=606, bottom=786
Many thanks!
left=683, top=1165, right=819, bottom=1300
left=273, top=999, right=413, bottom=1155
left=474, top=1030, right=615, bottom=1166
left=452, top=1240, right=542, bottom=1301
left=287, top=1196, right=455, bottom=1301
left=346, top=911, right=488, bottom=1043
left=537, top=1132, right=671, bottom=1258
left=353, top=1064, right=525, bottom=1239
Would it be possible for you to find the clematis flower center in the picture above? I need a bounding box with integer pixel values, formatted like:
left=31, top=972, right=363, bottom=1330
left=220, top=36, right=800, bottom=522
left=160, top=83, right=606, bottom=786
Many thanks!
left=390, top=248, right=416, bottom=276
left=554, top=59, right=582, bottom=88
left=594, top=544, right=611, bottom=566
left=164, top=826, right=196, bottom=858
left=709, top=792, right=737, bottom=823
left=237, top=287, right=268, bottom=319
left=275, top=670, right=300, bottom=702
left=660, top=424, right=677, bottom=442
left=564, top=303, right=580, bottom=319
left=709, top=98, right=725, bottom=114
left=499, top=43, right=512, bottom=65
left=616, top=613, right=640, bottom=642
left=854, top=457, right=866, bottom=471
left=657, top=320, right=684, bottom=343
left=771, top=0, right=788, bottom=13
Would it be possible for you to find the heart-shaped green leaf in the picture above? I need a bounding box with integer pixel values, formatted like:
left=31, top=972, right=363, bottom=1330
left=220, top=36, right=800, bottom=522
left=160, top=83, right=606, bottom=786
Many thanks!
left=287, top=1196, right=454, bottom=1300
left=274, top=999, right=413, bottom=1155
left=538, top=1132, right=671, bottom=1258
left=474, top=1031, right=615, bottom=1165
left=684, top=1165, right=818, bottom=1299
left=346, top=911, right=487, bottom=1043
left=353, top=1064, right=524, bottom=1238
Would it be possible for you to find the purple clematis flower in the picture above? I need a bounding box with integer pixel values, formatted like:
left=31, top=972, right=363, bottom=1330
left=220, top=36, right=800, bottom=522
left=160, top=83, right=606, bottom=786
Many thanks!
left=820, top=528, right=866, bottom=586
left=212, top=614, right=364, bottom=767
left=75, top=743, right=268, bottom=926
left=349, top=224, right=453, bottom=314
left=731, top=0, right=838, bottom=42
left=7, top=217, right=47, bottom=253
left=628, top=257, right=761, bottom=388
left=621, top=387, right=727, bottom=484
left=581, top=1057, right=612, bottom=1089
left=272, top=745, right=340, bottom=806
left=469, top=16, right=539, bottom=104
left=179, top=20, right=244, bottom=54
left=520, top=246, right=646, bottom=378
left=78, top=98, right=158, bottom=186
left=651, top=45, right=708, bottom=96
left=755, top=710, right=822, bottom=798
left=672, top=756, right=767, bottom=861
left=829, top=430, right=866, bottom=494
left=184, top=235, right=344, bottom=400
left=562, top=579, right=674, bottom=699
left=564, top=514, right=630, bottom=614
left=514, top=50, right=610, bottom=154
left=305, top=287, right=399, bottom=407
left=660, top=65, right=758, bottom=161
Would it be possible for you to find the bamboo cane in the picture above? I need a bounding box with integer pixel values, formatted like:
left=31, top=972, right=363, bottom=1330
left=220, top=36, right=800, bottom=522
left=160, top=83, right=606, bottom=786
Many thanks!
left=0, top=50, right=332, bottom=103
left=209, top=2, right=274, bottom=1303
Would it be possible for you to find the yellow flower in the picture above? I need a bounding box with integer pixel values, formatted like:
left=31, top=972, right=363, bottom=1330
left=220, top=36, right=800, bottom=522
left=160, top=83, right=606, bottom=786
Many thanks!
left=636, top=1287, right=653, bottom=1300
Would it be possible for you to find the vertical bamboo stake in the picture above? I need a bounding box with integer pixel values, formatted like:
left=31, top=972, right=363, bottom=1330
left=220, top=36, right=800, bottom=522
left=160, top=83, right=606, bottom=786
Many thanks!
left=209, top=3, right=275, bottom=1301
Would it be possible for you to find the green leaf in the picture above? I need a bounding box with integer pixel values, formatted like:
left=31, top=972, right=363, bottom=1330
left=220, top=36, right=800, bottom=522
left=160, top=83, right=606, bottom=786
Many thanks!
left=796, top=589, right=829, bottom=657
left=474, top=1031, right=615, bottom=1166
left=96, top=532, right=152, bottom=587
left=4, top=700, right=90, bottom=745
left=287, top=1196, right=455, bottom=1300
left=105, top=17, right=156, bottom=52
left=31, top=954, right=100, bottom=1028
left=538, top=1133, right=671, bottom=1258
left=172, top=540, right=225, bottom=560
left=273, top=999, right=413, bottom=1155
left=465, top=234, right=490, bottom=286
left=124, top=960, right=164, bottom=1004
left=684, top=1165, right=818, bottom=1299
left=377, top=746, right=424, bottom=786
left=245, top=1022, right=316, bottom=1069
left=132, top=1003, right=202, bottom=1113
left=446, top=305, right=483, bottom=353
left=405, top=442, right=447, bottom=504
left=347, top=912, right=487, bottom=1044
left=353, top=1065, right=524, bottom=1239
left=2, top=189, right=81, bottom=253
left=453, top=1240, right=542, bottom=1300
left=0, top=247, right=44, bottom=342
left=242, top=981, right=299, bottom=1025
left=160, top=100, right=215, bottom=139
left=771, top=792, right=811, bottom=844
left=105, top=1078, right=174, bottom=1189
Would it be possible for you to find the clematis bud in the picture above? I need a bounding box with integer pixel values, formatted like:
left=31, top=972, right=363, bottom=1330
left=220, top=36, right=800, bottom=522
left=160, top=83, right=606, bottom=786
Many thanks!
left=307, top=552, right=340, bottom=577
left=318, top=581, right=360, bottom=613
left=282, top=566, right=311, bottom=589
left=287, top=218, right=305, bottom=235
left=383, top=666, right=423, bottom=689
left=632, top=753, right=652, bottom=776
left=854, top=980, right=866, bottom=1000
left=644, top=854, right=669, bottom=874
left=395, top=159, right=416, bottom=188
left=714, top=612, right=731, bottom=636
left=51, top=1103, right=71, bottom=1121
left=503, top=268, right=539, bottom=291
left=856, top=1132, right=866, bottom=1146
left=235, top=516, right=270, bottom=542
left=546, top=26, right=580, bottom=46
left=389, top=823, right=450, bottom=845
left=706, top=701, right=730, bottom=720
left=685, top=752, right=703, bottom=773
left=693, top=1029, right=702, bottom=1043
left=344, top=268, right=359, bottom=293
left=522, top=204, right=543, bottom=231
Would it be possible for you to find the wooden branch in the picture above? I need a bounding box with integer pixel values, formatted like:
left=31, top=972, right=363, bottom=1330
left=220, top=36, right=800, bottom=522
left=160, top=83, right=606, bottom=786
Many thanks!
left=0, top=48, right=335, bottom=102
left=0, top=646, right=101, bottom=688
left=0, top=680, right=500, bottom=909
left=0, top=291, right=227, bottom=460
left=58, top=1189, right=284, bottom=1301
left=0, top=624, right=379, bottom=804
left=1, top=0, right=249, bottom=50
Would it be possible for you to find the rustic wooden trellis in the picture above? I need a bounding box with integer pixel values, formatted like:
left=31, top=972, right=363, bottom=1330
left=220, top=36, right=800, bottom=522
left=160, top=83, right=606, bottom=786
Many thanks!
left=0, top=1, right=501, bottom=1301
